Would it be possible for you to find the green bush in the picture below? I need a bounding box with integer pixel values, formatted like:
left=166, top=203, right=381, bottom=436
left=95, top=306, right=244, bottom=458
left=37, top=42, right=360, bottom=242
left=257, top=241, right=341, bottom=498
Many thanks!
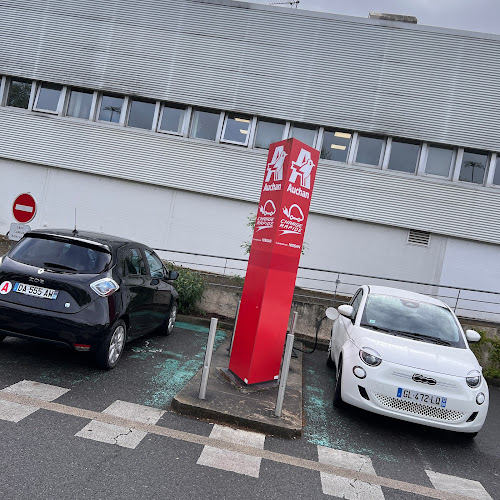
left=166, top=262, right=206, bottom=315
left=469, top=333, right=500, bottom=380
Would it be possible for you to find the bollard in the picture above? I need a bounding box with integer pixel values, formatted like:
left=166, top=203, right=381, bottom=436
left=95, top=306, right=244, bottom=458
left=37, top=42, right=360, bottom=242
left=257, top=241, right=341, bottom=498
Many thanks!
left=275, top=312, right=298, bottom=417
left=228, top=300, right=241, bottom=356
left=199, top=317, right=218, bottom=400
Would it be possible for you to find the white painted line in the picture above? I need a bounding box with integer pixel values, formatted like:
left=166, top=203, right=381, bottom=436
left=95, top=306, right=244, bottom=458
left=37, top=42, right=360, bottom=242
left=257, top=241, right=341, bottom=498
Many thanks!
left=0, top=380, right=69, bottom=422
left=318, top=446, right=385, bottom=499
left=197, top=424, right=265, bottom=478
left=75, top=400, right=164, bottom=449
left=426, top=470, right=493, bottom=500
left=15, top=204, right=34, bottom=213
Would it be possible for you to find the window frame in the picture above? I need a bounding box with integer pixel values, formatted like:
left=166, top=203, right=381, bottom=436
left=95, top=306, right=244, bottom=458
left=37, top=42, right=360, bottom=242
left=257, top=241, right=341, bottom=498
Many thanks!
left=32, top=82, right=64, bottom=115
left=5, top=77, right=36, bottom=110
left=453, top=147, right=490, bottom=186
left=384, top=137, right=422, bottom=175
left=486, top=153, right=499, bottom=187
left=188, top=107, right=224, bottom=142
left=64, top=87, right=97, bottom=120
left=288, top=122, right=318, bottom=148
left=157, top=102, right=190, bottom=136
left=97, top=92, right=126, bottom=125
left=319, top=127, right=354, bottom=163
left=125, top=96, right=158, bottom=131
left=220, top=112, right=253, bottom=146
left=251, top=117, right=287, bottom=149
left=418, top=142, right=457, bottom=180
left=353, top=133, right=387, bottom=168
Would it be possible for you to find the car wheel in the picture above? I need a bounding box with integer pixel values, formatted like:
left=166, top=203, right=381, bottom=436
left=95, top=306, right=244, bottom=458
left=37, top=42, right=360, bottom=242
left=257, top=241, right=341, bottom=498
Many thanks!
left=333, top=358, right=344, bottom=408
left=326, top=349, right=335, bottom=369
left=161, top=301, right=177, bottom=336
left=95, top=320, right=126, bottom=370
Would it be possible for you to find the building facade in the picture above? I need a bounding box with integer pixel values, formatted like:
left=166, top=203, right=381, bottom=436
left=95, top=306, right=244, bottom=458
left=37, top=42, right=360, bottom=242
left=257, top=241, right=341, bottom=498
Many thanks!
left=1, top=0, right=500, bottom=318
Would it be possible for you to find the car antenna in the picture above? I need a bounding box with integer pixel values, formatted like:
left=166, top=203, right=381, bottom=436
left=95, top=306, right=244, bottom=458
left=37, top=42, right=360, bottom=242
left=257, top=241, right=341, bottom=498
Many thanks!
left=73, top=208, right=78, bottom=236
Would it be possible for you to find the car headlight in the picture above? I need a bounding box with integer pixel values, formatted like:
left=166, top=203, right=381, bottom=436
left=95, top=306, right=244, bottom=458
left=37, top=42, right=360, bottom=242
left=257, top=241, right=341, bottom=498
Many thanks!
left=359, top=347, right=382, bottom=367
left=466, top=370, right=482, bottom=388
left=90, top=278, right=119, bottom=297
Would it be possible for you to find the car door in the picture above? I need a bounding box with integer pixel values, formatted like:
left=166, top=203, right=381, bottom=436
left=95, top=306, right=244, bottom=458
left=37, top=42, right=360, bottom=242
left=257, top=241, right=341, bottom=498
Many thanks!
left=118, top=246, right=156, bottom=338
left=143, top=248, right=172, bottom=332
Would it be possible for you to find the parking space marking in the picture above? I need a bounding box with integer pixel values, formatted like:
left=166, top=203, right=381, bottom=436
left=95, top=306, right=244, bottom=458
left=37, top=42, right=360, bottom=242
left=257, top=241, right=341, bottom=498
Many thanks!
left=0, top=389, right=478, bottom=500
left=425, top=470, right=493, bottom=500
left=197, top=424, right=265, bottom=478
left=318, top=446, right=385, bottom=499
left=0, top=380, right=69, bottom=423
left=75, top=400, right=164, bottom=449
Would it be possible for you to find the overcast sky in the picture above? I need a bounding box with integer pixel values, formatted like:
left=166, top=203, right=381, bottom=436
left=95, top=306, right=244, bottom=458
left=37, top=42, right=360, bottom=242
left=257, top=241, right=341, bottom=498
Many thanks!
left=245, top=0, right=500, bottom=35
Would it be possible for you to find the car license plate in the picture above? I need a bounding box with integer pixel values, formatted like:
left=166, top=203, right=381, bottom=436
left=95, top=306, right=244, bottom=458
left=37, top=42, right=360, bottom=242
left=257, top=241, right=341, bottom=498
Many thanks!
left=13, top=282, right=59, bottom=300
left=397, top=387, right=447, bottom=408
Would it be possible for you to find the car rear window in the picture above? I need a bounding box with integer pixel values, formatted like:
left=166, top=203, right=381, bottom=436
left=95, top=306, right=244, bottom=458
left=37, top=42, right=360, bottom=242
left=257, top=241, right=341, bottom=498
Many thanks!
left=9, top=236, right=111, bottom=274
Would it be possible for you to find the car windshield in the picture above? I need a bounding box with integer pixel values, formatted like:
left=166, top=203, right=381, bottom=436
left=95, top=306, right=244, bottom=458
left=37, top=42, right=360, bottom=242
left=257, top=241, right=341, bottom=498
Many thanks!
left=9, top=236, right=111, bottom=274
left=360, top=293, right=465, bottom=348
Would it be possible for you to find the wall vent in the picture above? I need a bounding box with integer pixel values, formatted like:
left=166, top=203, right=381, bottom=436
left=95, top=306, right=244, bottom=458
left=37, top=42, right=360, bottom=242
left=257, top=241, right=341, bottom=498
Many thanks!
left=407, top=229, right=430, bottom=246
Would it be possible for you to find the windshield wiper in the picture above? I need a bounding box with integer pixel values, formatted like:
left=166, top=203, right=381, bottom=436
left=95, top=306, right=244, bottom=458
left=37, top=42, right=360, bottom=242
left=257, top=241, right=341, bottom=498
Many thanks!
left=43, top=262, right=78, bottom=272
left=393, top=331, right=452, bottom=346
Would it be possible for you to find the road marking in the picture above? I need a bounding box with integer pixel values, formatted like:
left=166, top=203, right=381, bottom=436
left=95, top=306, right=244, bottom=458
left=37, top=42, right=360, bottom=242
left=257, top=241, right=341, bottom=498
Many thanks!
left=0, top=380, right=68, bottom=423
left=425, top=470, right=493, bottom=500
left=318, top=446, right=385, bottom=499
left=0, top=390, right=478, bottom=500
left=197, top=424, right=265, bottom=477
left=75, top=400, right=164, bottom=449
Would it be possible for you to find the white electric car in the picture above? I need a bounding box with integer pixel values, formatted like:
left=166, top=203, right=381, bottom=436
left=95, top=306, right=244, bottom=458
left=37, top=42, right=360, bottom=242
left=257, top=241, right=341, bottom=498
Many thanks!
left=326, top=285, right=489, bottom=436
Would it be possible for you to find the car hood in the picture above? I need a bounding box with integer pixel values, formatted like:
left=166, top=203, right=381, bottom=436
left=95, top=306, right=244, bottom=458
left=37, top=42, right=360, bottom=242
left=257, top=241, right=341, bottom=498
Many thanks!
left=351, top=326, right=481, bottom=377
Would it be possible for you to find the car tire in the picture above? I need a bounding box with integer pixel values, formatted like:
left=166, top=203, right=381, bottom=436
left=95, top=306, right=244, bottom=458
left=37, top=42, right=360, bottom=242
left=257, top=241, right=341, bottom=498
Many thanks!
left=333, top=358, right=344, bottom=408
left=326, top=349, right=335, bottom=369
left=95, top=320, right=126, bottom=370
left=161, top=301, right=177, bottom=336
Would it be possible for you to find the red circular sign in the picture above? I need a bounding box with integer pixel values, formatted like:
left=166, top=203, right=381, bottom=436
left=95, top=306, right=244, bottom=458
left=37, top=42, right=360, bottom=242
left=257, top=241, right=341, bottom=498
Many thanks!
left=12, top=193, right=37, bottom=223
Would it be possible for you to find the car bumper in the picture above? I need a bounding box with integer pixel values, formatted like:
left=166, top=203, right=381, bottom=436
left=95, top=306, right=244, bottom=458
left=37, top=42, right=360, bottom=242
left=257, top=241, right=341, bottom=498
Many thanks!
left=0, top=298, right=114, bottom=351
left=340, top=350, right=489, bottom=433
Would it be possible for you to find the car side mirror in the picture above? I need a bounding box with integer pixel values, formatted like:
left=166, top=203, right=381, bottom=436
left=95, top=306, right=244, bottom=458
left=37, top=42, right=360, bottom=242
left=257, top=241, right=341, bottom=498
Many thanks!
left=338, top=304, right=354, bottom=318
left=168, top=270, right=179, bottom=281
left=465, top=329, right=481, bottom=342
left=325, top=307, right=338, bottom=320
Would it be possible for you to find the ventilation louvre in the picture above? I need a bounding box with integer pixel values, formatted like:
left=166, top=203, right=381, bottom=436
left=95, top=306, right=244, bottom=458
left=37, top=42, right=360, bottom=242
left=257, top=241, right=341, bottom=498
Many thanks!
left=407, top=229, right=431, bottom=246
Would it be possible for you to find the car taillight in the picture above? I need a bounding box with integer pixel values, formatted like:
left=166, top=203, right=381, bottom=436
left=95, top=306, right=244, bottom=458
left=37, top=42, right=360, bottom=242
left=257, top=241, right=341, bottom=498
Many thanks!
left=90, top=278, right=119, bottom=297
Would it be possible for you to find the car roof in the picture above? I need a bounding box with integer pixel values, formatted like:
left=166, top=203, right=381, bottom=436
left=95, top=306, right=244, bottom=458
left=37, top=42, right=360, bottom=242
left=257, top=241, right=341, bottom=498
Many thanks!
left=25, top=228, right=139, bottom=250
left=366, top=285, right=447, bottom=308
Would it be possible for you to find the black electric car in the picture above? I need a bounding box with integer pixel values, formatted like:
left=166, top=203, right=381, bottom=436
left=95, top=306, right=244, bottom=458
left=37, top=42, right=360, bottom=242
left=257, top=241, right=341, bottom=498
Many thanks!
left=0, top=229, right=178, bottom=369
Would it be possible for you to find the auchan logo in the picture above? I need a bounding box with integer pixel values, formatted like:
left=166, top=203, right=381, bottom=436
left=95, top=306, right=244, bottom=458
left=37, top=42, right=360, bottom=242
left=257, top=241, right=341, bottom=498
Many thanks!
left=266, top=146, right=287, bottom=183
left=288, top=149, right=315, bottom=190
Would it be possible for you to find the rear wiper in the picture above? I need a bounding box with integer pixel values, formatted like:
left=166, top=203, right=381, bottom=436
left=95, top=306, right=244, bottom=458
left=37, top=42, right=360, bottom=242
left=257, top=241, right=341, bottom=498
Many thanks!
left=43, top=262, right=78, bottom=272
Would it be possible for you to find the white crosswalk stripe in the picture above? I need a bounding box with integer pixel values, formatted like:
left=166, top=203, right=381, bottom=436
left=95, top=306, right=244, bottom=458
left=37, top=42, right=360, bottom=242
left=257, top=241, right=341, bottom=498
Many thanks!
left=0, top=380, right=69, bottom=423
left=425, top=470, right=493, bottom=500
left=197, top=424, right=265, bottom=478
left=318, top=446, right=385, bottom=499
left=75, top=400, right=164, bottom=449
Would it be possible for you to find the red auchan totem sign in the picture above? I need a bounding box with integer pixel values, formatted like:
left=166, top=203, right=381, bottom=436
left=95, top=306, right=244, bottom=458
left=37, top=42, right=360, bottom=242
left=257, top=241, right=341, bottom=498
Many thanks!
left=229, top=138, right=319, bottom=384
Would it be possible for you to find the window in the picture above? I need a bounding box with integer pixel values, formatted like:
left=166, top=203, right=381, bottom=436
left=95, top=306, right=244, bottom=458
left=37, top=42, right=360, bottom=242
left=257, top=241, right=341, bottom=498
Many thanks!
left=221, top=113, right=251, bottom=145
left=98, top=94, right=124, bottom=123
left=127, top=98, right=155, bottom=129
left=144, top=249, right=164, bottom=278
left=350, top=290, right=363, bottom=321
left=425, top=145, right=454, bottom=177
left=34, top=83, right=62, bottom=113
left=67, top=89, right=93, bottom=119
left=388, top=139, right=420, bottom=174
left=290, top=123, right=316, bottom=147
left=493, top=157, right=500, bottom=186
left=320, top=130, right=352, bottom=162
left=254, top=119, right=285, bottom=149
left=189, top=108, right=220, bottom=141
left=6, top=78, right=32, bottom=109
left=122, top=248, right=147, bottom=276
left=459, top=149, right=487, bottom=184
left=159, top=103, right=186, bottom=134
left=355, top=134, right=384, bottom=166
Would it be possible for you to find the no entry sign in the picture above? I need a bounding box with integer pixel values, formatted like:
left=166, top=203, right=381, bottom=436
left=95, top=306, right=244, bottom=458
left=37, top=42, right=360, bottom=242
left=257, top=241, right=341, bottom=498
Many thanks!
left=12, top=193, right=37, bottom=223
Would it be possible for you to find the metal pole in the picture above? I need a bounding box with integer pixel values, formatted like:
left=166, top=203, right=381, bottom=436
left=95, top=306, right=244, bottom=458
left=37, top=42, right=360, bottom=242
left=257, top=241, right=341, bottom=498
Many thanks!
left=275, top=312, right=298, bottom=417
left=199, top=318, right=218, bottom=400
left=454, top=289, right=461, bottom=312
left=228, top=300, right=241, bottom=356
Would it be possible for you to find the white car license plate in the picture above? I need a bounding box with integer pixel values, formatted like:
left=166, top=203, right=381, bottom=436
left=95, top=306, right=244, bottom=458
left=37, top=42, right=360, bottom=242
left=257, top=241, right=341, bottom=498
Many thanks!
left=397, top=387, right=447, bottom=408
left=13, top=282, right=59, bottom=300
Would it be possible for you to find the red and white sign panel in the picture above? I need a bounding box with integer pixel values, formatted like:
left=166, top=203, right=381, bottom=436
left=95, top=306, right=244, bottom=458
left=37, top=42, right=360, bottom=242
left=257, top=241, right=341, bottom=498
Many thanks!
left=229, top=138, right=319, bottom=384
left=12, top=193, right=37, bottom=223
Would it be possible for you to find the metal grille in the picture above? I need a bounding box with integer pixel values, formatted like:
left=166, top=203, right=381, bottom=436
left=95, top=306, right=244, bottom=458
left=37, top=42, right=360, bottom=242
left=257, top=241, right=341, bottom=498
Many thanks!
left=407, top=229, right=431, bottom=246
left=374, top=393, right=465, bottom=422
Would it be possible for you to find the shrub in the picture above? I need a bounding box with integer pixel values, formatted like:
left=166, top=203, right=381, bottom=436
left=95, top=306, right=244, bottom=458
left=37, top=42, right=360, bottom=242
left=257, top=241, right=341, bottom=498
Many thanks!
left=166, top=263, right=206, bottom=315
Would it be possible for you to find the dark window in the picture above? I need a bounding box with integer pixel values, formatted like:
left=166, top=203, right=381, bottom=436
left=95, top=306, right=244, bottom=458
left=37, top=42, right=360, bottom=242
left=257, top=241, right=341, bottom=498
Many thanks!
left=98, top=94, right=124, bottom=123
left=123, top=248, right=147, bottom=275
left=128, top=99, right=156, bottom=129
left=254, top=119, right=285, bottom=149
left=144, top=249, right=164, bottom=278
left=67, top=89, right=93, bottom=119
left=388, top=140, right=420, bottom=173
left=222, top=113, right=251, bottom=145
left=493, top=157, right=500, bottom=186
left=320, top=130, right=352, bottom=162
left=159, top=103, right=186, bottom=134
left=356, top=135, right=384, bottom=166
left=459, top=150, right=487, bottom=184
left=190, top=108, right=220, bottom=141
left=7, top=79, right=32, bottom=109
left=34, top=83, right=62, bottom=112
left=350, top=290, right=363, bottom=321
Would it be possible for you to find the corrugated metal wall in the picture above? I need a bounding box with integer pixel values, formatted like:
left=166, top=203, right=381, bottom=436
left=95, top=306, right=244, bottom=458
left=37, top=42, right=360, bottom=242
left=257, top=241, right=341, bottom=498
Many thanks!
left=2, top=108, right=500, bottom=245
left=1, top=0, right=500, bottom=151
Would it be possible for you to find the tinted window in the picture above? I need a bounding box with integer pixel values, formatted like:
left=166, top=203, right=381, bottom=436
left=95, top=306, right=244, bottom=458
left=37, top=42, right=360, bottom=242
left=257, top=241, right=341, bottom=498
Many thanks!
left=356, top=135, right=384, bottom=166
left=7, top=79, right=32, bottom=109
left=321, top=130, right=351, bottom=162
left=128, top=99, right=155, bottom=129
left=388, top=140, right=420, bottom=173
left=9, top=237, right=111, bottom=274
left=144, top=249, right=164, bottom=278
left=99, top=95, right=123, bottom=123
left=67, top=89, right=93, bottom=119
left=222, top=113, right=251, bottom=144
left=122, top=248, right=147, bottom=275
left=254, top=119, right=285, bottom=149
left=290, top=124, right=316, bottom=147
left=459, top=150, right=487, bottom=184
left=493, top=157, right=500, bottom=186
left=159, top=103, right=186, bottom=134
left=190, top=109, right=220, bottom=140
left=350, top=290, right=363, bottom=321
left=425, top=146, right=454, bottom=177
left=360, top=294, right=465, bottom=348
left=35, top=83, right=62, bottom=112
